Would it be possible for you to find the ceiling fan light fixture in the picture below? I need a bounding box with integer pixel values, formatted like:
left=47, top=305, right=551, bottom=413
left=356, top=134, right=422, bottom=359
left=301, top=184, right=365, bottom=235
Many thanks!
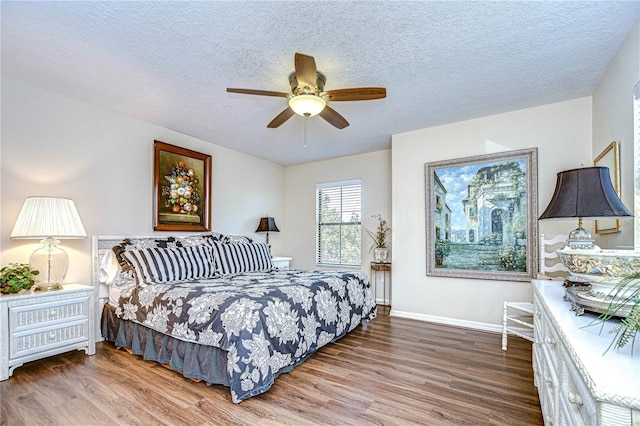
left=288, top=94, right=326, bottom=117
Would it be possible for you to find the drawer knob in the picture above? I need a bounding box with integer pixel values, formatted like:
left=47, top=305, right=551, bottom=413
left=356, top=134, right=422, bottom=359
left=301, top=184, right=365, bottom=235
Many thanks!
left=545, top=336, right=557, bottom=346
left=568, top=391, right=583, bottom=406
left=544, top=376, right=554, bottom=388
left=49, top=309, right=58, bottom=318
left=48, top=331, right=57, bottom=340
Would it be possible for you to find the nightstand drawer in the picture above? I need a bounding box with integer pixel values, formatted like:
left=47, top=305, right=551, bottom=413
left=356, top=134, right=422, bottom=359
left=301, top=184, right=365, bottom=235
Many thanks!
left=10, top=319, right=89, bottom=360
left=9, top=296, right=89, bottom=333
left=272, top=256, right=292, bottom=270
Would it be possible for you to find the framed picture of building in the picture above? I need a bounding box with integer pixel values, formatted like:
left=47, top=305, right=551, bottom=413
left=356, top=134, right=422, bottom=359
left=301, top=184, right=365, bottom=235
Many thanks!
left=425, top=148, right=538, bottom=281
left=153, top=140, right=211, bottom=232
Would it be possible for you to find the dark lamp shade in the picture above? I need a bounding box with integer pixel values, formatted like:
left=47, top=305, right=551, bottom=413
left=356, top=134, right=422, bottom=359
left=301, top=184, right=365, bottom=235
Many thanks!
left=539, top=167, right=633, bottom=220
left=255, top=217, right=280, bottom=233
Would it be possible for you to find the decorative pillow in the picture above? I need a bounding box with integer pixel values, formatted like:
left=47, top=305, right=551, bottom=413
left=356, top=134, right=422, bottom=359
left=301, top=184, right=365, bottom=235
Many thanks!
left=112, top=237, right=181, bottom=273
left=177, top=233, right=221, bottom=248
left=122, top=245, right=216, bottom=284
left=212, top=241, right=272, bottom=275
left=220, top=235, right=253, bottom=244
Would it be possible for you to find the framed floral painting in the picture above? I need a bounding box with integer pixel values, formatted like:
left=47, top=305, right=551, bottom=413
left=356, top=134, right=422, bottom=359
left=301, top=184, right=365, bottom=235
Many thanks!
left=425, top=148, right=538, bottom=282
left=153, top=140, right=211, bottom=231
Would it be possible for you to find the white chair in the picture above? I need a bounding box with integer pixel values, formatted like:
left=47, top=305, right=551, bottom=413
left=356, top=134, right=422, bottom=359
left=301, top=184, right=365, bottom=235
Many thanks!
left=501, top=301, right=534, bottom=350
left=538, top=233, right=569, bottom=279
left=501, top=234, right=569, bottom=350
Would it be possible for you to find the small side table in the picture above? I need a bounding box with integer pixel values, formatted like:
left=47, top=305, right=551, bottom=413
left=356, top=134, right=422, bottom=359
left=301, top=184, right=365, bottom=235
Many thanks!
left=272, top=256, right=292, bottom=270
left=370, top=262, right=391, bottom=314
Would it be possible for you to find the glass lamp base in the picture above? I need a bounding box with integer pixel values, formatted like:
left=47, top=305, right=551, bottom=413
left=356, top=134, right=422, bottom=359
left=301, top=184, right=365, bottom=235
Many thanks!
left=29, top=238, right=68, bottom=291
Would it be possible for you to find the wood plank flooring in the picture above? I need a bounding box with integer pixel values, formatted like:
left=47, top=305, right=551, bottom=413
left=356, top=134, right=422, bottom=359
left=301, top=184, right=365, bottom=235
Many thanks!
left=1, top=307, right=542, bottom=425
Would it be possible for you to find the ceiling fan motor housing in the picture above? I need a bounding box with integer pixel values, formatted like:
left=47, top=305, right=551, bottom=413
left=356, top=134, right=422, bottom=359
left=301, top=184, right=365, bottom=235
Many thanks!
left=289, top=71, right=326, bottom=94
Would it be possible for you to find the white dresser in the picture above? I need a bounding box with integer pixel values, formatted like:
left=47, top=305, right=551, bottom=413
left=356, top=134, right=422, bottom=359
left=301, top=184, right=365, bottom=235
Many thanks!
left=532, top=280, right=640, bottom=425
left=0, top=284, right=95, bottom=380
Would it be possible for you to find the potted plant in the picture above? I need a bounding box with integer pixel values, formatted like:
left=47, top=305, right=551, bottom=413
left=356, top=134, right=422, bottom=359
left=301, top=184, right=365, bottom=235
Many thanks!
left=1, top=263, right=39, bottom=294
left=366, top=214, right=390, bottom=262
left=435, top=239, right=450, bottom=265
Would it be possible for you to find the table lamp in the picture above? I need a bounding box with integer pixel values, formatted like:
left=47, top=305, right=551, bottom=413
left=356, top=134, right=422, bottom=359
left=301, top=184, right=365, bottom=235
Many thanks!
left=255, top=217, right=279, bottom=247
left=10, top=197, right=87, bottom=291
left=539, top=167, right=632, bottom=250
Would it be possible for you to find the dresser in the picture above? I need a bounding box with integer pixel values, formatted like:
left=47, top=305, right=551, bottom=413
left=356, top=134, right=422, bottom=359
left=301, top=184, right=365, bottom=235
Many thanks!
left=0, top=284, right=95, bottom=380
left=532, top=280, right=640, bottom=425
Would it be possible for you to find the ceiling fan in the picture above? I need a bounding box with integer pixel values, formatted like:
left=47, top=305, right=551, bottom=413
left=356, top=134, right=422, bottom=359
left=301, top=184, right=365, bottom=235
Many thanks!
left=226, top=53, right=386, bottom=129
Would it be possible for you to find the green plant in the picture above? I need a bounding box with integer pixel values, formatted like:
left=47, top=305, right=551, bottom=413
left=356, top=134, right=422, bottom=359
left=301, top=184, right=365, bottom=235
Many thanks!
left=435, top=239, right=450, bottom=262
left=594, top=272, right=640, bottom=352
left=366, top=214, right=390, bottom=251
left=0, top=263, right=39, bottom=294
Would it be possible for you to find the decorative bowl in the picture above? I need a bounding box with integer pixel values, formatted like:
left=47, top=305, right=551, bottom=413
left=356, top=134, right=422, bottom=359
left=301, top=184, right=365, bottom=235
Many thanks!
left=557, top=248, right=640, bottom=292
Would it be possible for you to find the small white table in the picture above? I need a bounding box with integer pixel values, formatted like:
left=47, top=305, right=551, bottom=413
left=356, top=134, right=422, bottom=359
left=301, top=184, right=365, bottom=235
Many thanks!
left=272, top=256, right=292, bottom=269
left=0, top=284, right=95, bottom=380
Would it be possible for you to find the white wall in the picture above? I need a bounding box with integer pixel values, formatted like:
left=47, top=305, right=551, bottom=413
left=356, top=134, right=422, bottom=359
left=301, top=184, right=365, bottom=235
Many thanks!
left=391, top=98, right=592, bottom=330
left=1, top=79, right=285, bottom=286
left=284, top=150, right=391, bottom=297
left=592, top=19, right=639, bottom=250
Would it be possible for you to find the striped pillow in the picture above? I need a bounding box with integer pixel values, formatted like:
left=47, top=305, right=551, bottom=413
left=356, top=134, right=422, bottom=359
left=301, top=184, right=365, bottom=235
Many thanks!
left=122, top=245, right=216, bottom=284
left=212, top=242, right=273, bottom=275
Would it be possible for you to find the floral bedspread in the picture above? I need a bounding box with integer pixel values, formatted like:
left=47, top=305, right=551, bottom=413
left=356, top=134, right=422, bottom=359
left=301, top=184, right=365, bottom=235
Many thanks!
left=114, top=269, right=377, bottom=402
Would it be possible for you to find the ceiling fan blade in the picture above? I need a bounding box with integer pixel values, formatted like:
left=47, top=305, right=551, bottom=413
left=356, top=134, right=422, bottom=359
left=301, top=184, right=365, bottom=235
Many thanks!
left=325, top=87, right=387, bottom=101
left=294, top=53, right=317, bottom=90
left=267, top=107, right=296, bottom=128
left=227, top=88, right=289, bottom=97
left=319, top=105, right=349, bottom=129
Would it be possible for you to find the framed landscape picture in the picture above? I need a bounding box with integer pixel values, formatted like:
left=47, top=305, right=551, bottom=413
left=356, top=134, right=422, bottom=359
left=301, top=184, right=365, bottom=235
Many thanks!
left=425, top=148, right=538, bottom=282
left=153, top=140, right=211, bottom=231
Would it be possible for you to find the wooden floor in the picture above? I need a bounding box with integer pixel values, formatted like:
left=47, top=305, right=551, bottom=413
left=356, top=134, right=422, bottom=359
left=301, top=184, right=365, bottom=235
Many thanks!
left=1, top=307, right=542, bottom=426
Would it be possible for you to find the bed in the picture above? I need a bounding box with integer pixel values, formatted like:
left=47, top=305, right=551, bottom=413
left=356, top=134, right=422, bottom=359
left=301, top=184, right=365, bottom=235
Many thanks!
left=93, top=233, right=377, bottom=403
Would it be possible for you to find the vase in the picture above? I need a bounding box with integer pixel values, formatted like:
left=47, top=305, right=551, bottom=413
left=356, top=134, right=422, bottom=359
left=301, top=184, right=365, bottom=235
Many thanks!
left=374, top=248, right=388, bottom=262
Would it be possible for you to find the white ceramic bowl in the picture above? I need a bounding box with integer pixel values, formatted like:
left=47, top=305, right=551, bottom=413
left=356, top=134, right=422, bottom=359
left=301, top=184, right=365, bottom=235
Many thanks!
left=557, top=248, right=640, bottom=291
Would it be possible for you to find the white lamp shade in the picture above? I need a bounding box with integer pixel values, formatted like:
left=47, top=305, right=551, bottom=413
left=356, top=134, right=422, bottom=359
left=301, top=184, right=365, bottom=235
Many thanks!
left=10, top=197, right=87, bottom=239
left=288, top=94, right=326, bottom=117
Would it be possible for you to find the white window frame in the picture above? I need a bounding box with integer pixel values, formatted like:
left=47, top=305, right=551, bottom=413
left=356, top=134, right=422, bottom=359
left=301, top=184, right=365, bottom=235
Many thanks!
left=633, top=81, right=640, bottom=250
left=316, top=179, right=362, bottom=267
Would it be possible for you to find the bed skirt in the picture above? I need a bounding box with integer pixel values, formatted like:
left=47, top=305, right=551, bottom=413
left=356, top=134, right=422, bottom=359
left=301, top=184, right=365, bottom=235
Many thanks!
left=101, top=303, right=301, bottom=389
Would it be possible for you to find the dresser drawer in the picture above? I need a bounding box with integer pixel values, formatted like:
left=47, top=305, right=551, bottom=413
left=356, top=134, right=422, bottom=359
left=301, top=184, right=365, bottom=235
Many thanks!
left=9, top=296, right=89, bottom=333
left=561, top=348, right=597, bottom=426
left=10, top=319, right=89, bottom=360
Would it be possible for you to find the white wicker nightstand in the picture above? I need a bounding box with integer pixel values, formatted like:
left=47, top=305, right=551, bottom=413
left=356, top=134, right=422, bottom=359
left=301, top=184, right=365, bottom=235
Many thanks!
left=272, top=257, right=292, bottom=270
left=0, top=284, right=95, bottom=380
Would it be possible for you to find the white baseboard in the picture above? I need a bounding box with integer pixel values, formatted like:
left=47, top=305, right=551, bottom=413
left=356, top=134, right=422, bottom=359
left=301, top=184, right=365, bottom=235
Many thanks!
left=388, top=309, right=502, bottom=334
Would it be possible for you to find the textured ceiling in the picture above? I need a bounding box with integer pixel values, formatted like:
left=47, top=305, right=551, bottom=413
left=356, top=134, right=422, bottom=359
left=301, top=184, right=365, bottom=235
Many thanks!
left=2, top=1, right=639, bottom=166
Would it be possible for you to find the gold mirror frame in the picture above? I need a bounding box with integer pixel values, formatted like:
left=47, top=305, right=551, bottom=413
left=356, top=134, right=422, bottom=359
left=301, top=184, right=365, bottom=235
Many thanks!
left=594, top=141, right=621, bottom=234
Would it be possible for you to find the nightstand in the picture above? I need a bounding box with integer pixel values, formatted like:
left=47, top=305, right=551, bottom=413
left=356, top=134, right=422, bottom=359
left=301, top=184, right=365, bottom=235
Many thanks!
left=0, top=284, right=95, bottom=380
left=272, top=256, right=292, bottom=269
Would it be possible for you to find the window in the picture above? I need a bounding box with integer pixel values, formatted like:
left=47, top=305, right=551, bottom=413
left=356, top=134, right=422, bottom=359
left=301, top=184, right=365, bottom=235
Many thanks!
left=634, top=82, right=640, bottom=249
left=316, top=179, right=362, bottom=266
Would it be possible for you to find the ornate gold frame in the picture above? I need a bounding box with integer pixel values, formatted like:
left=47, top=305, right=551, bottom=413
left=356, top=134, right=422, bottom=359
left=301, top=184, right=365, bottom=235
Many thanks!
left=594, top=141, right=621, bottom=234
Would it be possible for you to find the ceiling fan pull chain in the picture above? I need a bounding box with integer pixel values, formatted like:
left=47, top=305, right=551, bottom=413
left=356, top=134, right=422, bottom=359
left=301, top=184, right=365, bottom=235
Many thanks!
left=304, top=117, right=308, bottom=149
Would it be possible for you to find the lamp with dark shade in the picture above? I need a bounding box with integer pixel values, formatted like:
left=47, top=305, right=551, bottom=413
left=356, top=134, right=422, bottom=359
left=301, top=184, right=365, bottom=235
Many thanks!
left=539, top=167, right=633, bottom=250
left=255, top=217, right=280, bottom=246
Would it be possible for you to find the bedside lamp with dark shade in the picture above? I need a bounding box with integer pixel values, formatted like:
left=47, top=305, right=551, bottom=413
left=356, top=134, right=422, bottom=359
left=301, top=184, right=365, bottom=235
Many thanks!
left=539, top=167, right=633, bottom=250
left=255, top=217, right=280, bottom=246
